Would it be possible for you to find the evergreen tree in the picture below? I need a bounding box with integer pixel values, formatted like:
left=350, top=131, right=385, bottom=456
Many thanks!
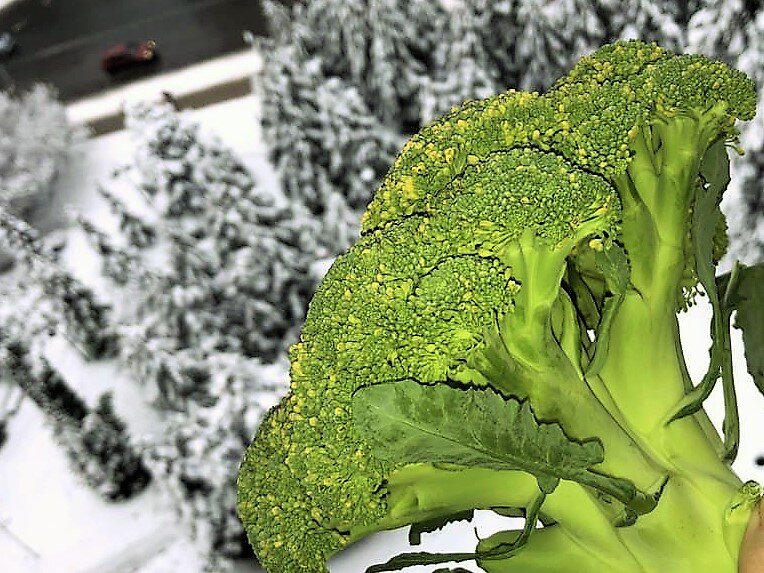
left=273, top=0, right=449, bottom=129
left=77, top=392, right=152, bottom=500
left=0, top=205, right=43, bottom=261
left=599, top=0, right=684, bottom=48
left=687, top=0, right=751, bottom=61
left=35, top=264, right=118, bottom=359
left=453, top=0, right=600, bottom=93
left=0, top=206, right=118, bottom=359
left=258, top=46, right=402, bottom=216
left=0, top=334, right=150, bottom=500
left=114, top=103, right=323, bottom=370
left=141, top=354, right=284, bottom=560
left=98, top=186, right=157, bottom=249
left=421, top=3, right=500, bottom=122
left=77, top=216, right=141, bottom=286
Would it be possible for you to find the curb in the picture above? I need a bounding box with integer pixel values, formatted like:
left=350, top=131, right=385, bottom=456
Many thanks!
left=66, top=48, right=261, bottom=136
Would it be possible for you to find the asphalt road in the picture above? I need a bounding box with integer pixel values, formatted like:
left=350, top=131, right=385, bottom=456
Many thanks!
left=0, top=0, right=272, bottom=101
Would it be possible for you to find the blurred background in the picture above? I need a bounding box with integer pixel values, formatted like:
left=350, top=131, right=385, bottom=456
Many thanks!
left=0, top=1, right=762, bottom=572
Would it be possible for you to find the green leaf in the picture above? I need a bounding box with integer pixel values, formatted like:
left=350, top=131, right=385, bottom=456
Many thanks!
left=492, top=506, right=557, bottom=527
left=586, top=242, right=630, bottom=376
left=365, top=550, right=476, bottom=573
left=719, top=263, right=764, bottom=398
left=668, top=141, right=739, bottom=461
left=408, top=510, right=474, bottom=545
left=353, top=380, right=643, bottom=508
left=565, top=263, right=601, bottom=332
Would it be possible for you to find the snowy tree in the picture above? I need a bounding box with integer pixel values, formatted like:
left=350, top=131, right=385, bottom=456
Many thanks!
left=76, top=392, right=152, bottom=500
left=0, top=206, right=118, bottom=359
left=98, top=186, right=157, bottom=249
left=141, top=354, right=286, bottom=562
left=258, top=46, right=402, bottom=216
left=112, top=103, right=324, bottom=370
left=599, top=0, right=685, bottom=48
left=35, top=264, right=118, bottom=359
left=76, top=216, right=141, bottom=286
left=270, top=0, right=449, bottom=129
left=687, top=0, right=752, bottom=61
left=421, top=3, right=500, bottom=122
left=0, top=85, right=82, bottom=216
left=0, top=334, right=150, bottom=500
left=0, top=205, right=44, bottom=260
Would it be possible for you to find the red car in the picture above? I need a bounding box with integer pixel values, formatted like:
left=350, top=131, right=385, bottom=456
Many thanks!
left=101, top=40, right=158, bottom=74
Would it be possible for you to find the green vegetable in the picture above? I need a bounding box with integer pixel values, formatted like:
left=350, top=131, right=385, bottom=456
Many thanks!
left=237, top=41, right=764, bottom=573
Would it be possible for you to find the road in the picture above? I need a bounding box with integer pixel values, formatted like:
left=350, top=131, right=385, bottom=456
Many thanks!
left=0, top=0, right=273, bottom=101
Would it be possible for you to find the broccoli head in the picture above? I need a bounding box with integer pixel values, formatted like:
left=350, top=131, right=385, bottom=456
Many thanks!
left=238, top=41, right=763, bottom=573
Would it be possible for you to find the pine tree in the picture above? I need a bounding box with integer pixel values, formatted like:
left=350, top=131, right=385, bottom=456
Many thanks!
left=599, top=0, right=684, bottom=48
left=421, top=3, right=500, bottom=122
left=461, top=0, right=607, bottom=92
left=0, top=206, right=118, bottom=359
left=77, top=392, right=152, bottom=500
left=35, top=264, right=118, bottom=359
left=77, top=216, right=141, bottom=286
left=687, top=0, right=751, bottom=61
left=276, top=0, right=449, bottom=129
left=115, top=103, right=323, bottom=368
left=0, top=334, right=150, bottom=499
left=258, top=46, right=402, bottom=216
left=142, top=354, right=284, bottom=560
left=98, top=186, right=157, bottom=249
left=0, top=205, right=43, bottom=261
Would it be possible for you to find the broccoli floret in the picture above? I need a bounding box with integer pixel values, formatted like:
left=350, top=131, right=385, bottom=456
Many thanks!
left=239, top=41, right=762, bottom=573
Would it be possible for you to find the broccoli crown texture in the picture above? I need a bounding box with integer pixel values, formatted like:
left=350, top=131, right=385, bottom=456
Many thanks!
left=238, top=41, right=761, bottom=573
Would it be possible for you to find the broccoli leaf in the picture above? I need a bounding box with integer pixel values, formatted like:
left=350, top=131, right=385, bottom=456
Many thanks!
left=668, top=141, right=739, bottom=461
left=353, top=380, right=645, bottom=508
left=586, top=242, right=630, bottom=376
left=492, top=505, right=557, bottom=526
left=718, top=263, right=764, bottom=397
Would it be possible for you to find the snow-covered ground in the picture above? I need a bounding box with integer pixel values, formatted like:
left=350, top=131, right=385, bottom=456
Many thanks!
left=0, top=95, right=269, bottom=573
left=1, top=91, right=763, bottom=573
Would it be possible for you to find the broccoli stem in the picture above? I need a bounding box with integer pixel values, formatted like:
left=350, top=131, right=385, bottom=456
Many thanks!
left=477, top=477, right=757, bottom=573
left=602, top=113, right=729, bottom=447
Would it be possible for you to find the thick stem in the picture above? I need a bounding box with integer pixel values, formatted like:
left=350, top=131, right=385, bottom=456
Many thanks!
left=478, top=475, right=753, bottom=573
left=350, top=465, right=538, bottom=541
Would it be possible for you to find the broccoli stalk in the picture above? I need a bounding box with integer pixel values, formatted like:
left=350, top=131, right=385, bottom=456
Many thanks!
left=238, top=41, right=764, bottom=573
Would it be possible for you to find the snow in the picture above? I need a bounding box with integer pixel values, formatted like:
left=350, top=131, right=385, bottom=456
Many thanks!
left=0, top=398, right=184, bottom=573
left=2, top=69, right=763, bottom=573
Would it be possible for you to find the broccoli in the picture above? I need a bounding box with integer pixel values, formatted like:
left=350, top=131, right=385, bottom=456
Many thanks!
left=237, top=41, right=764, bottom=573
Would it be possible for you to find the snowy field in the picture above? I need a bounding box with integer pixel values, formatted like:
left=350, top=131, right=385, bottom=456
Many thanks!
left=1, top=91, right=763, bottom=573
